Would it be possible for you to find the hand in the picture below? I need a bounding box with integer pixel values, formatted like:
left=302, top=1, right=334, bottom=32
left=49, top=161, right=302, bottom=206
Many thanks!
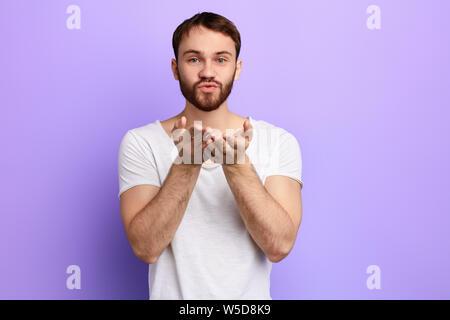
left=206, top=118, right=253, bottom=165
left=171, top=116, right=214, bottom=165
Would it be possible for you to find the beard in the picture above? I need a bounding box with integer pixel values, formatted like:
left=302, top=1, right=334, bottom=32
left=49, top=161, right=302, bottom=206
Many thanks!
left=177, top=67, right=236, bottom=112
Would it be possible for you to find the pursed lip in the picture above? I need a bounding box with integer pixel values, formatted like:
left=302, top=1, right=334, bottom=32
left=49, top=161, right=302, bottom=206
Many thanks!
left=198, top=83, right=218, bottom=88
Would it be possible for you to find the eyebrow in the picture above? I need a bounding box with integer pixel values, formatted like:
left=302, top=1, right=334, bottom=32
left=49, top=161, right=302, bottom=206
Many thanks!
left=182, top=49, right=233, bottom=57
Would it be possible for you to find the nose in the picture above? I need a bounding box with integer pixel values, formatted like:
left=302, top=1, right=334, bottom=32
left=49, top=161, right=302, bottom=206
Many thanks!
left=198, top=59, right=216, bottom=79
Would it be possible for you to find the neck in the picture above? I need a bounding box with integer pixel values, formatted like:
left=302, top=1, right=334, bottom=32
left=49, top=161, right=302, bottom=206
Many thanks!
left=177, top=101, right=241, bottom=132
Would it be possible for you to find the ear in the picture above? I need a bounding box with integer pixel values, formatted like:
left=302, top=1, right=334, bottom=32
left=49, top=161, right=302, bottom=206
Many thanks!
left=234, top=59, right=242, bottom=81
left=171, top=58, right=179, bottom=80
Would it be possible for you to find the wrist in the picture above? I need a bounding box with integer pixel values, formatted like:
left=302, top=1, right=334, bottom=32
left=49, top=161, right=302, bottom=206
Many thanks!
left=172, top=162, right=202, bottom=171
left=222, top=154, right=251, bottom=169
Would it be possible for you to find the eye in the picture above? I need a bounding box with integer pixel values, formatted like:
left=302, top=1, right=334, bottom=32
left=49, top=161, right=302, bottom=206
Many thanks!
left=189, top=58, right=199, bottom=63
left=218, top=57, right=226, bottom=63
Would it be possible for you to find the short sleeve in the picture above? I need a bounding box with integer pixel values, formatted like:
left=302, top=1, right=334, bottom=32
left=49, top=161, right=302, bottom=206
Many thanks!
left=117, top=130, right=161, bottom=199
left=265, top=130, right=303, bottom=189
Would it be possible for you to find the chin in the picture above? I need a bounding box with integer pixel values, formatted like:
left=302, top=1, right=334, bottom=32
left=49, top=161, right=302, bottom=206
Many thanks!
left=196, top=105, right=220, bottom=112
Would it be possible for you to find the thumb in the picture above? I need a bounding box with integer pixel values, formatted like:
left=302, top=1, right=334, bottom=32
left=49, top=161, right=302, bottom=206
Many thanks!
left=172, top=116, right=186, bottom=132
left=243, top=118, right=252, bottom=132
left=243, top=119, right=248, bottom=131
left=178, top=116, right=187, bottom=129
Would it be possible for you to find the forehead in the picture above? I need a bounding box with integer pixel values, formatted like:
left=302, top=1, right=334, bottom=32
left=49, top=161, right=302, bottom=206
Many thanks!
left=179, top=25, right=236, bottom=57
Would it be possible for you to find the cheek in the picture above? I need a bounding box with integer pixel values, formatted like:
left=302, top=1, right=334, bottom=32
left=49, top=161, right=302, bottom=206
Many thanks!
left=225, top=67, right=237, bottom=80
left=178, top=66, right=197, bottom=82
left=180, top=74, right=196, bottom=87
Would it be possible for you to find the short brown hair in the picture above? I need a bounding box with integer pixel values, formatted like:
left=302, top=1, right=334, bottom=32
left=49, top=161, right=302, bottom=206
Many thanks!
left=172, top=12, right=241, bottom=62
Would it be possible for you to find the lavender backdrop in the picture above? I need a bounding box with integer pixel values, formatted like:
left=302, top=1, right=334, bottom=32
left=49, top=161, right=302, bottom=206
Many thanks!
left=1, top=0, right=449, bottom=299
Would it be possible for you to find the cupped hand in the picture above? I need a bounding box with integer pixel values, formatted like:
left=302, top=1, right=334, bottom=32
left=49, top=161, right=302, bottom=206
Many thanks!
left=171, top=116, right=214, bottom=165
left=206, top=118, right=253, bottom=165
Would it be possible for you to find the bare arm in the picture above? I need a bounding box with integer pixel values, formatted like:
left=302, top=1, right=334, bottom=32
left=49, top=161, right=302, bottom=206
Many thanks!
left=124, top=162, right=201, bottom=264
left=120, top=116, right=212, bottom=264
left=222, top=154, right=302, bottom=263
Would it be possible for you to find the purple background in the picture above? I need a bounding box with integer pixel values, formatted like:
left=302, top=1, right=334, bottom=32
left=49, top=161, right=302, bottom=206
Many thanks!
left=1, top=0, right=449, bottom=299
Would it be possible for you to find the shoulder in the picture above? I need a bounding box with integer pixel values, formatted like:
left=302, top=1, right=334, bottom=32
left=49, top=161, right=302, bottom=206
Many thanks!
left=120, top=120, right=162, bottom=150
left=251, top=118, right=297, bottom=146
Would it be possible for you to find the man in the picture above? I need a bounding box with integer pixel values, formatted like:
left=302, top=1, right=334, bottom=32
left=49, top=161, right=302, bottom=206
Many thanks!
left=118, top=12, right=303, bottom=300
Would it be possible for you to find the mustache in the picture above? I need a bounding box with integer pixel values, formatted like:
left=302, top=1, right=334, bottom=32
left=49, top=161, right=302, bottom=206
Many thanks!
left=196, top=80, right=221, bottom=88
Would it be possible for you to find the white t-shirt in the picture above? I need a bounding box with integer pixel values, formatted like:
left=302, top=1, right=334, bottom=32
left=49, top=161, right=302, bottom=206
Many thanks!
left=117, top=116, right=303, bottom=300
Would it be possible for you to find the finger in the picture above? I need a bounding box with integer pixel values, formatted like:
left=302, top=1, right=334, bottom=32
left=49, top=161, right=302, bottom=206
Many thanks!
left=171, top=119, right=178, bottom=132
left=188, top=125, right=207, bottom=142
left=206, top=128, right=219, bottom=142
left=244, top=133, right=250, bottom=147
left=223, top=133, right=234, bottom=152
left=222, top=133, right=233, bottom=153
left=213, top=134, right=225, bottom=153
left=172, top=116, right=185, bottom=133
left=243, top=119, right=249, bottom=132
left=174, top=128, right=187, bottom=145
left=202, top=138, right=213, bottom=150
left=243, top=120, right=252, bottom=134
left=226, top=137, right=235, bottom=155
left=205, top=126, right=211, bottom=136
left=245, top=126, right=253, bottom=143
left=202, top=131, right=210, bottom=148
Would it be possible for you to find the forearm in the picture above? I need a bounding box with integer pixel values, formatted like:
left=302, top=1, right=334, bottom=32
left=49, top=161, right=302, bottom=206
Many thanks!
left=222, top=155, right=295, bottom=262
left=128, top=162, right=201, bottom=263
